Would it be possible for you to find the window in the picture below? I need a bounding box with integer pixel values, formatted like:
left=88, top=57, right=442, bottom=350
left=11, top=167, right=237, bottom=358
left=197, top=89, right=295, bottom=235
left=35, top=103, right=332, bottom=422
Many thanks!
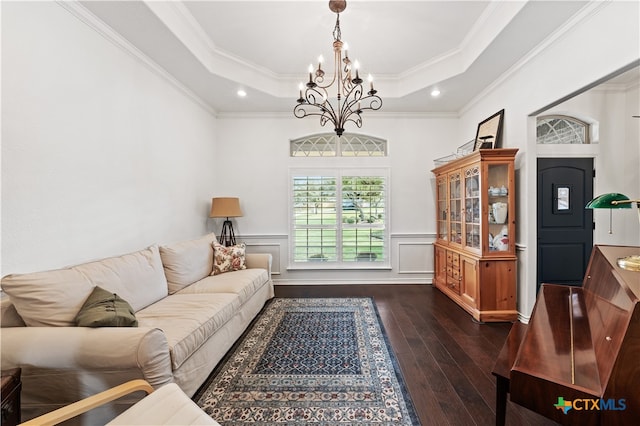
left=290, top=169, right=389, bottom=267
left=291, top=133, right=387, bottom=157
left=537, top=115, right=590, bottom=144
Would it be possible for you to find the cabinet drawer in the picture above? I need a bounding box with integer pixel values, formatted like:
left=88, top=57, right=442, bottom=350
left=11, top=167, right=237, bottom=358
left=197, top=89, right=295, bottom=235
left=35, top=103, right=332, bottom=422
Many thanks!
left=447, top=266, right=459, bottom=278
left=452, top=268, right=460, bottom=280
left=446, top=251, right=460, bottom=266
left=446, top=276, right=460, bottom=293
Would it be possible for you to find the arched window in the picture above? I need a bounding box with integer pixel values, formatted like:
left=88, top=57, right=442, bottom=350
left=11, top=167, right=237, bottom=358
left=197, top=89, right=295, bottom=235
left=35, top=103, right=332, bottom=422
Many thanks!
left=537, top=115, right=590, bottom=144
left=291, top=133, right=387, bottom=157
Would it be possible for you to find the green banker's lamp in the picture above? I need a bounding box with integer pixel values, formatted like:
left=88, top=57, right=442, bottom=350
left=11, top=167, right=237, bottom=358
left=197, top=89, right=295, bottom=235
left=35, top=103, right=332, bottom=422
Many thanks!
left=586, top=193, right=640, bottom=271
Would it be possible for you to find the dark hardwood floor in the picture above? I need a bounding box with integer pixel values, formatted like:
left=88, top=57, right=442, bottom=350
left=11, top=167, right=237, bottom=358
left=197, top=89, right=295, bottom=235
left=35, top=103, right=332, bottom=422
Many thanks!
left=275, top=284, right=557, bottom=426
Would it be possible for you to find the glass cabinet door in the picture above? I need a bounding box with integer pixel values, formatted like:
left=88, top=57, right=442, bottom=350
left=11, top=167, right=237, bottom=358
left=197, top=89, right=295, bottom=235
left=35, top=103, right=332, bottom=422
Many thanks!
left=448, top=172, right=462, bottom=245
left=436, top=176, right=448, bottom=241
left=488, top=163, right=510, bottom=252
left=464, top=166, right=480, bottom=251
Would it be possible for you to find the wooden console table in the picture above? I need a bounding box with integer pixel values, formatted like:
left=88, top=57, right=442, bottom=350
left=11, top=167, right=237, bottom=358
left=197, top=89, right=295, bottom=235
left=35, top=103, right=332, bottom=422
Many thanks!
left=1, top=368, right=22, bottom=426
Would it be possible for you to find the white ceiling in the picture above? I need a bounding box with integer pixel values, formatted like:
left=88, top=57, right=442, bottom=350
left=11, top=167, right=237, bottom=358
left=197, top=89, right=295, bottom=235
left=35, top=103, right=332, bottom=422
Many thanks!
left=79, top=0, right=593, bottom=114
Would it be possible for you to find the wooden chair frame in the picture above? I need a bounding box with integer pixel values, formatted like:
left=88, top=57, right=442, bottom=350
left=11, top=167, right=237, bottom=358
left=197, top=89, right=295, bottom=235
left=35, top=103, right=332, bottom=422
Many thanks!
left=20, top=379, right=154, bottom=426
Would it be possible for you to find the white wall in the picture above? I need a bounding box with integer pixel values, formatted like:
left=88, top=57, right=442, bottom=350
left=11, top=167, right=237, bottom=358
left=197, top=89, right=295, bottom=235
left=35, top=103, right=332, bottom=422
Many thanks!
left=1, top=2, right=217, bottom=275
left=214, top=114, right=460, bottom=284
left=458, top=0, right=640, bottom=319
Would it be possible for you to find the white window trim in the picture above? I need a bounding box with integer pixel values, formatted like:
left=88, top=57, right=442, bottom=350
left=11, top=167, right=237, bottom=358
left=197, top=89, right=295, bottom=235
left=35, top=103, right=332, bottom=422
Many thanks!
left=288, top=167, right=391, bottom=270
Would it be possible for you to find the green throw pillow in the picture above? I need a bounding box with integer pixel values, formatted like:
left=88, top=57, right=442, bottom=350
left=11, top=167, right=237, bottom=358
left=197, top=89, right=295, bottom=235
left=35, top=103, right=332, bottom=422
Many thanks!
left=75, top=286, right=138, bottom=327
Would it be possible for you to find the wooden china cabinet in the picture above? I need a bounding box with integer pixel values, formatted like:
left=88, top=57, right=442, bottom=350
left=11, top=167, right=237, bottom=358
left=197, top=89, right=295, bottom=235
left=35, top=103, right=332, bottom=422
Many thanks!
left=432, top=148, right=518, bottom=322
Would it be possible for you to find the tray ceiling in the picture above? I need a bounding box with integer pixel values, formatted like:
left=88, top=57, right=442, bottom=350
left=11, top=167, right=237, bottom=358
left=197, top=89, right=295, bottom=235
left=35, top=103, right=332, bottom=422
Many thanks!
left=79, top=1, right=590, bottom=114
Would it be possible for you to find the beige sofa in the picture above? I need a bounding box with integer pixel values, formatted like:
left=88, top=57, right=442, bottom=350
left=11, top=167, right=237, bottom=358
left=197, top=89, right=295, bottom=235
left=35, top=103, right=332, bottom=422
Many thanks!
left=0, top=233, right=274, bottom=424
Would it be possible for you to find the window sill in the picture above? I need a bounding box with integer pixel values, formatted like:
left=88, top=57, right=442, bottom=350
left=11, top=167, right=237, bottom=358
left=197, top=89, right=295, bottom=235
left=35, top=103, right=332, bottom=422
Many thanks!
left=287, top=264, right=392, bottom=271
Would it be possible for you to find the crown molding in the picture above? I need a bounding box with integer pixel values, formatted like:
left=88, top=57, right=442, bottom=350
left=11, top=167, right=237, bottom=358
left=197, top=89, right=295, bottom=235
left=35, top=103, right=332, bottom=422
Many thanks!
left=56, top=0, right=217, bottom=116
left=594, top=79, right=640, bottom=93
left=216, top=111, right=458, bottom=120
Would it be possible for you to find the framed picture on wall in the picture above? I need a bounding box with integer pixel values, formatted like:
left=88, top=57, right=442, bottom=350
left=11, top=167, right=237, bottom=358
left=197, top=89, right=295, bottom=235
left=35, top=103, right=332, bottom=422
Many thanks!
left=474, top=109, right=505, bottom=151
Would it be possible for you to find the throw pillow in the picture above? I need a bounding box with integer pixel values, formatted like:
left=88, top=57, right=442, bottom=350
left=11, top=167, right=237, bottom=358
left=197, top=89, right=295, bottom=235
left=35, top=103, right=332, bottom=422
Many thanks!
left=75, top=286, right=138, bottom=327
left=211, top=242, right=247, bottom=275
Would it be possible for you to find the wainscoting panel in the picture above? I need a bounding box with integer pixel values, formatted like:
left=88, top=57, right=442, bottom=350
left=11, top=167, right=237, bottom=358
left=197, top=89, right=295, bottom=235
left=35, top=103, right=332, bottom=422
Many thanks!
left=398, top=242, right=433, bottom=274
left=245, top=242, right=282, bottom=276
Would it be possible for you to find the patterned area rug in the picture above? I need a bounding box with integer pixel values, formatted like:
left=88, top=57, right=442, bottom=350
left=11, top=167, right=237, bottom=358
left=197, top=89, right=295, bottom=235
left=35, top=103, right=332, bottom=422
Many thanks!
left=194, top=298, right=419, bottom=425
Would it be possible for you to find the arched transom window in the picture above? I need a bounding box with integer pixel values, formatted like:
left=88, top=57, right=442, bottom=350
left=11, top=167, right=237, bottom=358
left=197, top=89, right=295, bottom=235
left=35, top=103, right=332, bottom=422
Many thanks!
left=290, top=133, right=387, bottom=157
left=537, top=115, right=590, bottom=144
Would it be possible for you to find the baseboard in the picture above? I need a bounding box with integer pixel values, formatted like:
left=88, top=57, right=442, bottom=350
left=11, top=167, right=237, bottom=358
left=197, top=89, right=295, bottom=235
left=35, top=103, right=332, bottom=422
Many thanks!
left=273, top=279, right=433, bottom=286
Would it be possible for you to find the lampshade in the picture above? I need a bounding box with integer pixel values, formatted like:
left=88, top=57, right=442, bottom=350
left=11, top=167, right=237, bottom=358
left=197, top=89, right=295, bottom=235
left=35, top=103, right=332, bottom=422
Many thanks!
left=585, top=192, right=640, bottom=272
left=209, top=197, right=243, bottom=218
left=585, top=193, right=632, bottom=209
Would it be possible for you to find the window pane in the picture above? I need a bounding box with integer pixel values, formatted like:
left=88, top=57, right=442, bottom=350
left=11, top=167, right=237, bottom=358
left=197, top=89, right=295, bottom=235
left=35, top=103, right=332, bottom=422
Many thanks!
left=342, top=228, right=385, bottom=262
left=342, top=176, right=386, bottom=225
left=340, top=134, right=387, bottom=156
left=293, top=228, right=337, bottom=262
left=291, top=134, right=337, bottom=157
left=341, top=176, right=385, bottom=262
left=293, top=176, right=337, bottom=226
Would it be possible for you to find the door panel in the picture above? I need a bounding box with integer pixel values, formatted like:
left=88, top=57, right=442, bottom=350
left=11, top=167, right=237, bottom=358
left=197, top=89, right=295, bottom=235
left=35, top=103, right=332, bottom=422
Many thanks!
left=461, top=255, right=477, bottom=308
left=537, top=158, right=593, bottom=291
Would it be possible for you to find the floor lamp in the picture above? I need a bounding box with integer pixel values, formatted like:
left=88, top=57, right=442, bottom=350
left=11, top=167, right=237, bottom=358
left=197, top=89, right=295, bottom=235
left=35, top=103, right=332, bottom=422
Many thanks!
left=586, top=193, right=640, bottom=271
left=210, top=197, right=243, bottom=247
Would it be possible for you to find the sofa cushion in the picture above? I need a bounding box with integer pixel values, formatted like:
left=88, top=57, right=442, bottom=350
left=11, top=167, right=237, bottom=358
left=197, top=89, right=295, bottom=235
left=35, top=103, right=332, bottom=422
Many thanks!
left=73, top=245, right=168, bottom=312
left=1, top=268, right=92, bottom=327
left=75, top=286, right=138, bottom=327
left=160, top=234, right=216, bottom=294
left=1, top=245, right=168, bottom=327
left=211, top=242, right=246, bottom=275
left=178, top=268, right=268, bottom=306
left=135, top=293, right=240, bottom=370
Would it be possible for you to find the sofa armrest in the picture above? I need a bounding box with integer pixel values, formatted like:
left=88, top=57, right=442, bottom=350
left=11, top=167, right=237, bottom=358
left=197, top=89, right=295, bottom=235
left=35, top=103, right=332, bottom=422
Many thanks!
left=245, top=253, right=272, bottom=278
left=0, top=326, right=173, bottom=388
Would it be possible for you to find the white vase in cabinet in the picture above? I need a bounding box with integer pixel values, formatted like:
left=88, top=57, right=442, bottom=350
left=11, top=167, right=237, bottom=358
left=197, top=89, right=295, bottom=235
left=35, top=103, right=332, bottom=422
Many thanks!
left=492, top=202, right=508, bottom=224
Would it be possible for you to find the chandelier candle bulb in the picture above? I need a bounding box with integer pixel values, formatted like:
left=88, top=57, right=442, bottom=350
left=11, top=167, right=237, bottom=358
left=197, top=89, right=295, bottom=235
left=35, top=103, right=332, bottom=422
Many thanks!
left=368, top=74, right=374, bottom=91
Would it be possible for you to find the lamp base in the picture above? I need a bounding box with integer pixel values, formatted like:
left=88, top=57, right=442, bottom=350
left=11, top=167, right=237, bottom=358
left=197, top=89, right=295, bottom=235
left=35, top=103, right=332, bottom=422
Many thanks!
left=218, top=219, right=236, bottom=247
left=617, top=255, right=640, bottom=272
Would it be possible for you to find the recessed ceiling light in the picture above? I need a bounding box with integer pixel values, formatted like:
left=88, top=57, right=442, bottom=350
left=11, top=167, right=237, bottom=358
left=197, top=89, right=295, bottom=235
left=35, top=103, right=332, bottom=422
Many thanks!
left=430, top=89, right=441, bottom=97
left=237, top=89, right=247, bottom=97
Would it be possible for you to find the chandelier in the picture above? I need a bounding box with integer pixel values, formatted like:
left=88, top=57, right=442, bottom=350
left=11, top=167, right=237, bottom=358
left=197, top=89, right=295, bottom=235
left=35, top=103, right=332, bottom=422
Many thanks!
left=294, top=0, right=382, bottom=137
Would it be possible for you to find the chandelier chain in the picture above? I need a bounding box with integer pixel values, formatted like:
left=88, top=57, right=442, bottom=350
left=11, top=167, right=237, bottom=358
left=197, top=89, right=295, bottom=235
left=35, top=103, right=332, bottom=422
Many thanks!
left=333, top=14, right=342, bottom=42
